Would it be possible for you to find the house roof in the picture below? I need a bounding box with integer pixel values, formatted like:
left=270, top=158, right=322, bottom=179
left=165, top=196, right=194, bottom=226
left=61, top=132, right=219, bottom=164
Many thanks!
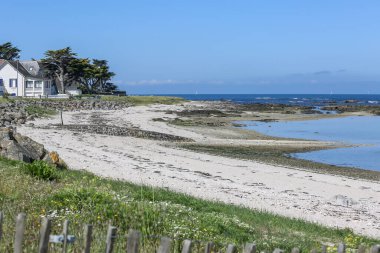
left=0, top=59, right=48, bottom=79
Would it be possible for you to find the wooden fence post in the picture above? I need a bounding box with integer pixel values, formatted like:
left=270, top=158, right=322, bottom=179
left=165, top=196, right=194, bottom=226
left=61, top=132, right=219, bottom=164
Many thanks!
left=14, top=213, right=26, bottom=253
left=244, top=243, right=256, bottom=253
left=370, top=245, right=380, bottom=253
left=204, top=242, right=214, bottom=253
left=321, top=245, right=327, bottom=253
left=226, top=244, right=236, bottom=253
left=82, top=224, right=93, bottom=253
left=337, top=243, right=346, bottom=253
left=273, top=249, right=284, bottom=253
left=62, top=220, right=69, bottom=253
left=310, top=249, right=318, bottom=253
left=105, top=225, right=117, bottom=253
left=38, top=217, right=52, bottom=253
left=0, top=211, right=3, bottom=243
left=157, top=237, right=172, bottom=253
left=358, top=245, right=366, bottom=253
left=126, top=229, right=140, bottom=253
left=181, top=240, right=192, bottom=253
left=291, top=248, right=300, bottom=253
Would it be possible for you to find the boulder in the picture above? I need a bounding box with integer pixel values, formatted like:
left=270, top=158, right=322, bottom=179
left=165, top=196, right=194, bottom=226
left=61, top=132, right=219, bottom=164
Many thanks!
left=43, top=151, right=67, bottom=169
left=0, top=127, right=65, bottom=168
left=0, top=139, right=33, bottom=162
left=13, top=133, right=46, bottom=160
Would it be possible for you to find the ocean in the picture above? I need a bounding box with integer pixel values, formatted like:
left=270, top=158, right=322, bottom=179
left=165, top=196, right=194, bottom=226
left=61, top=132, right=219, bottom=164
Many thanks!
left=161, top=94, right=380, bottom=106
left=157, top=94, right=380, bottom=171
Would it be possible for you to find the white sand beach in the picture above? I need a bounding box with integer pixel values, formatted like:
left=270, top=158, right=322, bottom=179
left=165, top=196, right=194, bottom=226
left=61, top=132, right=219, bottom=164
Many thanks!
left=18, top=102, right=380, bottom=238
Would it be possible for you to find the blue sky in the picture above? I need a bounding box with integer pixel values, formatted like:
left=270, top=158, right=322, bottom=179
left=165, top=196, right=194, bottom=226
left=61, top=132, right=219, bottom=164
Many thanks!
left=1, top=0, right=380, bottom=94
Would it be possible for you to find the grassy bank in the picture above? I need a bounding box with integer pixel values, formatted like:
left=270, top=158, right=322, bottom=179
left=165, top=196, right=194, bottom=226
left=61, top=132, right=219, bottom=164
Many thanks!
left=0, top=158, right=377, bottom=252
left=24, top=105, right=58, bottom=117
left=180, top=144, right=380, bottom=182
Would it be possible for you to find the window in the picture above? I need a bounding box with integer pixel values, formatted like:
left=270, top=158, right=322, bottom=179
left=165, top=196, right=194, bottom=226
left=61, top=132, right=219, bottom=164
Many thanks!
left=45, top=81, right=51, bottom=88
left=25, top=81, right=34, bottom=88
left=35, top=81, right=43, bottom=88
left=0, top=79, right=3, bottom=86
left=9, top=79, right=17, bottom=88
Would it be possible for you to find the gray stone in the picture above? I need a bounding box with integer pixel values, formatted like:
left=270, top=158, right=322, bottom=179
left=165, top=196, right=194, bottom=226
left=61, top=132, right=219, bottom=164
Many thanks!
left=17, top=118, right=26, bottom=124
left=13, top=133, right=46, bottom=160
left=0, top=127, right=12, bottom=141
left=0, top=139, right=33, bottom=162
left=332, top=195, right=357, bottom=207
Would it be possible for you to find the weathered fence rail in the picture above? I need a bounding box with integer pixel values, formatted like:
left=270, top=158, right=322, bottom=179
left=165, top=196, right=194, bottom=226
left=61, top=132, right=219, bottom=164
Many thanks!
left=0, top=211, right=379, bottom=253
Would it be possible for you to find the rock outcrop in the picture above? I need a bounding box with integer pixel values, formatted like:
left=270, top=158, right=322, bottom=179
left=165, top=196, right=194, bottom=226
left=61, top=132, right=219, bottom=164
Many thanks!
left=0, top=127, right=66, bottom=168
left=50, top=124, right=194, bottom=142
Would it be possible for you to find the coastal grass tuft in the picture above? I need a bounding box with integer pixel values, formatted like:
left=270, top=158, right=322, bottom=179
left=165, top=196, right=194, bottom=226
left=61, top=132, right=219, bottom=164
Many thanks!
left=0, top=157, right=378, bottom=252
left=22, top=160, right=59, bottom=181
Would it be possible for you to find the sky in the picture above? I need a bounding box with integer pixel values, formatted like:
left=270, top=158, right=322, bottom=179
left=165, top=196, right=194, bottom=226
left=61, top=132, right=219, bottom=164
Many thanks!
left=1, top=0, right=380, bottom=94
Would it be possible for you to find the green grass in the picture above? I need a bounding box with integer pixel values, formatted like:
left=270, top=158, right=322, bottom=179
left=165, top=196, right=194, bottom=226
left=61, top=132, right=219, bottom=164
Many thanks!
left=100, top=95, right=186, bottom=105
left=24, top=105, right=57, bottom=117
left=180, top=144, right=380, bottom=182
left=0, top=97, right=10, bottom=103
left=0, top=158, right=378, bottom=252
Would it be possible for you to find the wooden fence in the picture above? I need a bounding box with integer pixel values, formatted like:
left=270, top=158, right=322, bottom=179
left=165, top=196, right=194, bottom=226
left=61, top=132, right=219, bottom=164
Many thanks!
left=0, top=211, right=379, bottom=253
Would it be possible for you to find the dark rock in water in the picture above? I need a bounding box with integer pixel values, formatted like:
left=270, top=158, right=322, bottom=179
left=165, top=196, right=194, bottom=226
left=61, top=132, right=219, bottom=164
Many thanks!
left=0, top=127, right=66, bottom=168
left=344, top=100, right=359, bottom=103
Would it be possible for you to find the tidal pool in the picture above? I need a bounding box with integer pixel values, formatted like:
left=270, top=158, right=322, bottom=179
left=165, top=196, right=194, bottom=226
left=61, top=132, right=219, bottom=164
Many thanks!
left=239, top=116, right=380, bottom=171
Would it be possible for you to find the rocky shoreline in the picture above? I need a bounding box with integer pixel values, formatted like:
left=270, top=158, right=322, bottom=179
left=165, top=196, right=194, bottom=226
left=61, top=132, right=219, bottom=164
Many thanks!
left=0, top=99, right=131, bottom=127
left=45, top=124, right=194, bottom=142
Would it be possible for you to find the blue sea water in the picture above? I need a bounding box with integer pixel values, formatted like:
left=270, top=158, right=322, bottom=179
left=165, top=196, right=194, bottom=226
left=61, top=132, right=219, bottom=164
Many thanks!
left=155, top=94, right=380, bottom=171
left=239, top=117, right=380, bottom=171
left=161, top=94, right=380, bottom=106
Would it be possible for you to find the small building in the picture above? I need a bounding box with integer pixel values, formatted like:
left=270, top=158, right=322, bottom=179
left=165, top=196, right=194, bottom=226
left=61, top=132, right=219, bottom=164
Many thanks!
left=66, top=86, right=82, bottom=96
left=0, top=59, right=55, bottom=97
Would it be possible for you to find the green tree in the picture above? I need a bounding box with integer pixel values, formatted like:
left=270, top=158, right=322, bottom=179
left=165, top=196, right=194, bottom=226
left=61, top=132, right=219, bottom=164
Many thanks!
left=41, top=47, right=77, bottom=93
left=73, top=59, right=116, bottom=94
left=0, top=42, right=21, bottom=60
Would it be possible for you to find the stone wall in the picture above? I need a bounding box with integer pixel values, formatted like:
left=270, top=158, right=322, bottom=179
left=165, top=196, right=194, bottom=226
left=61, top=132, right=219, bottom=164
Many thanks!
left=0, top=99, right=131, bottom=127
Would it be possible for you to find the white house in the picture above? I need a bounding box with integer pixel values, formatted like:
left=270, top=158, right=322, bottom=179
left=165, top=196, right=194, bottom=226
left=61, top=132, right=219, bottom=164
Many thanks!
left=0, top=59, right=55, bottom=97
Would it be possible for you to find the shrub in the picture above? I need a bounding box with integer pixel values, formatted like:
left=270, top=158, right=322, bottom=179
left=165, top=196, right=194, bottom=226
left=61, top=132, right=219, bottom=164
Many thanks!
left=22, top=161, right=59, bottom=181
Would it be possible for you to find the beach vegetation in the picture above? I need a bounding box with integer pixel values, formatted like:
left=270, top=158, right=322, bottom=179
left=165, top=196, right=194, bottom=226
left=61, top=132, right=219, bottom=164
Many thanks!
left=0, top=157, right=377, bottom=252
left=24, top=105, right=57, bottom=117
left=22, top=160, right=59, bottom=181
